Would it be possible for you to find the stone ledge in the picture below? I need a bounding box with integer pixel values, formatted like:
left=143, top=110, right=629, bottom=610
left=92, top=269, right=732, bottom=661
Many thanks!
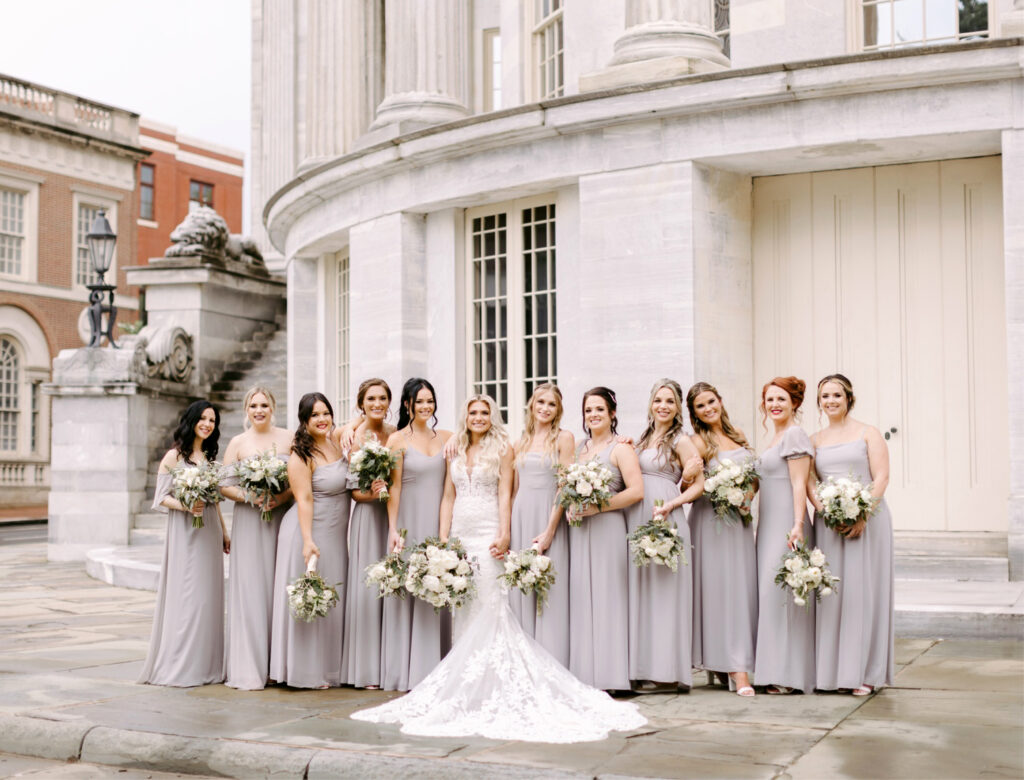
left=0, top=712, right=94, bottom=761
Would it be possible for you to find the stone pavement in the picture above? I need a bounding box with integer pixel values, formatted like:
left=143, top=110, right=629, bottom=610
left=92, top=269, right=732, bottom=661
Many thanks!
left=0, top=541, right=1021, bottom=780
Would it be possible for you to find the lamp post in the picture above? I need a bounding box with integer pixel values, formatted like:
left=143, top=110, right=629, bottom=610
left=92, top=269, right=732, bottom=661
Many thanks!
left=85, top=209, right=119, bottom=348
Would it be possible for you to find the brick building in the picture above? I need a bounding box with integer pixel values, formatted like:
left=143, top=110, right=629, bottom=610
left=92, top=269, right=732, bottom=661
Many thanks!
left=136, top=118, right=244, bottom=268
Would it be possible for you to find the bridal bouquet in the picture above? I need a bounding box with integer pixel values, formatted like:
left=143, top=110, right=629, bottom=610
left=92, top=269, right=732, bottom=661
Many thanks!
left=349, top=439, right=399, bottom=501
left=703, top=458, right=758, bottom=526
left=499, top=548, right=556, bottom=615
left=405, top=536, right=476, bottom=612
left=365, top=530, right=408, bottom=599
left=775, top=541, right=839, bottom=607
left=556, top=458, right=615, bottom=527
left=287, top=554, right=340, bottom=622
left=233, top=448, right=289, bottom=523
left=815, top=475, right=878, bottom=532
left=628, top=501, right=686, bottom=571
left=169, top=461, right=223, bottom=528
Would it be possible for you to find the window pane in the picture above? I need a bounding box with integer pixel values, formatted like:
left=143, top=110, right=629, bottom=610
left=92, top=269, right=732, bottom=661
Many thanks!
left=0, top=338, right=19, bottom=451
left=140, top=164, right=154, bottom=185
left=894, top=0, right=924, bottom=45
left=864, top=2, right=892, bottom=47
left=959, top=0, right=987, bottom=34
left=536, top=296, right=548, bottom=334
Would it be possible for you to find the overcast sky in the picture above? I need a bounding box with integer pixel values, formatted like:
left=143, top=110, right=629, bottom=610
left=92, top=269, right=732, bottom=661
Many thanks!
left=0, top=0, right=252, bottom=221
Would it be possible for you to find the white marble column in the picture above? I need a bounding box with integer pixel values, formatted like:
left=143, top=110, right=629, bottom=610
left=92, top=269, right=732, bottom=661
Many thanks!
left=370, top=0, right=470, bottom=130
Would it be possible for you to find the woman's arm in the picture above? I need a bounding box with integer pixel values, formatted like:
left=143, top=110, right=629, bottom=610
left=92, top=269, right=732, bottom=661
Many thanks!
left=384, top=435, right=405, bottom=552
left=217, top=504, right=231, bottom=553
left=219, top=436, right=248, bottom=503
left=786, top=455, right=812, bottom=548
left=288, top=453, right=318, bottom=565
left=490, top=447, right=515, bottom=558
left=576, top=443, right=643, bottom=516
left=656, top=439, right=705, bottom=517
left=438, top=462, right=456, bottom=543
left=532, top=431, right=574, bottom=552
left=157, top=450, right=194, bottom=513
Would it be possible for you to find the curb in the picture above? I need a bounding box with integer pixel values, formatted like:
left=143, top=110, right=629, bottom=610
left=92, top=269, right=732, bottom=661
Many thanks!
left=0, top=713, right=585, bottom=779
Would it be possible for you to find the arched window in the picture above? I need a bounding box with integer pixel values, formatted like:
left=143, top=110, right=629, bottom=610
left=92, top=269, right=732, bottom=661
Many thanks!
left=0, top=337, right=20, bottom=451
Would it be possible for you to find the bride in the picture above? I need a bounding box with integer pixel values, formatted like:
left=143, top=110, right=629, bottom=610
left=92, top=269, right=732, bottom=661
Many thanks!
left=351, top=395, right=646, bottom=742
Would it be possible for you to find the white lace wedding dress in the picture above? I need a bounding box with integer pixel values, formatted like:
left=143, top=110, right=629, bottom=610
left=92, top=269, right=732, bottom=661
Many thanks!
left=351, top=457, right=646, bottom=742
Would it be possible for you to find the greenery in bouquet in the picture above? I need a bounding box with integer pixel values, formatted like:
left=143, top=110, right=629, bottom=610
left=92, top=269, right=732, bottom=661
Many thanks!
left=815, top=474, right=878, bottom=532
left=365, top=529, right=409, bottom=598
left=286, top=556, right=341, bottom=622
left=499, top=547, right=557, bottom=615
left=404, top=536, right=476, bottom=612
left=703, top=458, right=759, bottom=526
left=556, top=458, right=614, bottom=527
left=233, top=448, right=289, bottom=523
left=169, top=460, right=223, bottom=528
left=628, top=500, right=687, bottom=571
left=349, top=439, right=400, bottom=501
left=774, top=540, right=839, bottom=607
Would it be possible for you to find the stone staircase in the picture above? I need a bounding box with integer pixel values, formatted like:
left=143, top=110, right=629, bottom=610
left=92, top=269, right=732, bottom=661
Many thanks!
left=85, top=309, right=288, bottom=591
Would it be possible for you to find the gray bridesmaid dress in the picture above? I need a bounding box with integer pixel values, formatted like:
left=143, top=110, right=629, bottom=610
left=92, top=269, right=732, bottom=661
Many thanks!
left=268, top=458, right=351, bottom=688
left=139, top=470, right=225, bottom=687
left=626, top=446, right=692, bottom=687
left=690, top=447, right=758, bottom=676
left=568, top=442, right=630, bottom=691
left=753, top=426, right=816, bottom=693
left=222, top=457, right=290, bottom=690
left=342, top=484, right=389, bottom=687
left=814, top=435, right=895, bottom=690
left=379, top=447, right=450, bottom=691
left=509, top=452, right=570, bottom=667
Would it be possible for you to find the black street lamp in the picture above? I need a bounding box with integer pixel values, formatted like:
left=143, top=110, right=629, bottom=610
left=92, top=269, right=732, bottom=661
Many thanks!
left=85, top=209, right=119, bottom=348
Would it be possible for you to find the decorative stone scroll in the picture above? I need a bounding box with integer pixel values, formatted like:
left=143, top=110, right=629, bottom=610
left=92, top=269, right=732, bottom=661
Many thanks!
left=135, top=325, right=194, bottom=384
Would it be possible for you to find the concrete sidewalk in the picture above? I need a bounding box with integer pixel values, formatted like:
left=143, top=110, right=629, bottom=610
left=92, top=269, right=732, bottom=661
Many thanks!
left=0, top=541, right=1021, bottom=780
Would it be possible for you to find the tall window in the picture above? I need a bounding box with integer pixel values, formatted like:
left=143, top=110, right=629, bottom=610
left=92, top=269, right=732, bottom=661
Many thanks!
left=0, top=188, right=25, bottom=277
left=468, top=199, right=558, bottom=425
left=0, top=337, right=19, bottom=452
left=139, top=163, right=155, bottom=221
left=862, top=0, right=988, bottom=50
left=75, top=203, right=101, bottom=286
left=189, top=180, right=214, bottom=211
left=483, top=28, right=503, bottom=112
left=336, top=253, right=350, bottom=423
left=534, top=0, right=564, bottom=100
left=714, top=0, right=731, bottom=58
left=29, top=379, right=39, bottom=453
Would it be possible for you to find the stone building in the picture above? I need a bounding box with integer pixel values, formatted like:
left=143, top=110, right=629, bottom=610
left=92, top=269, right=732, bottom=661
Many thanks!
left=252, top=1, right=1024, bottom=577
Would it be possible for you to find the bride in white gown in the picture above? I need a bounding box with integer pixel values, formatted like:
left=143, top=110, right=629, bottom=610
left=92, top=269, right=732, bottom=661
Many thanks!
left=352, top=394, right=645, bottom=743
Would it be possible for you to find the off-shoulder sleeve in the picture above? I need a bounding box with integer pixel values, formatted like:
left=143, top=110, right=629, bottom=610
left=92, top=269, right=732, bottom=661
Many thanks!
left=152, top=472, right=174, bottom=512
left=780, top=427, right=814, bottom=460
left=220, top=467, right=240, bottom=488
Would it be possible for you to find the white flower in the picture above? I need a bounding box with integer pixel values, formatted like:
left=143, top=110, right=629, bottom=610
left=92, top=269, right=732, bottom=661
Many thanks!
left=426, top=561, right=446, bottom=577
left=656, top=540, right=674, bottom=557
left=643, top=544, right=658, bottom=557
left=819, top=587, right=833, bottom=596
left=522, top=572, right=537, bottom=586
left=440, top=572, right=455, bottom=586
left=369, top=563, right=387, bottom=580
left=785, top=557, right=802, bottom=573
left=808, top=549, right=826, bottom=567
left=820, top=485, right=839, bottom=501
left=726, top=487, right=744, bottom=506
left=504, top=559, right=517, bottom=574
left=536, top=556, right=551, bottom=572
left=860, top=489, right=872, bottom=502
left=456, top=559, right=471, bottom=576
left=575, top=480, right=594, bottom=497
left=422, top=574, right=442, bottom=593
left=452, top=576, right=468, bottom=592
left=793, top=595, right=806, bottom=606
left=785, top=574, right=800, bottom=589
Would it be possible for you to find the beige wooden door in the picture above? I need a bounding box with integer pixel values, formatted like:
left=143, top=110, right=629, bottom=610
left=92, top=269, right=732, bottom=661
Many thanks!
left=752, top=158, right=1007, bottom=532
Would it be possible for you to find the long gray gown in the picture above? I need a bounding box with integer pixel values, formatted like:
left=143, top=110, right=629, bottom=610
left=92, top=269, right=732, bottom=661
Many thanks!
left=568, top=442, right=630, bottom=691
left=342, top=485, right=388, bottom=687
left=268, top=457, right=351, bottom=688
left=753, top=426, right=816, bottom=693
left=690, top=447, right=758, bottom=676
left=222, top=458, right=289, bottom=690
left=509, top=452, right=570, bottom=667
left=139, top=471, right=225, bottom=687
left=814, top=436, right=895, bottom=690
left=379, top=447, right=450, bottom=691
left=626, top=446, right=691, bottom=687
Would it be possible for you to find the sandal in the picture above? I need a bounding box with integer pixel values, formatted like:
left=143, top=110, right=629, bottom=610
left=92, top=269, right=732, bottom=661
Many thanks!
left=765, top=684, right=795, bottom=695
left=852, top=685, right=874, bottom=697
left=728, top=673, right=755, bottom=697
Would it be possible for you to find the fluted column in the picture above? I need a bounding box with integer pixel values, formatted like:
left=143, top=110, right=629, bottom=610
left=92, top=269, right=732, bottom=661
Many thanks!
left=611, top=0, right=727, bottom=67
left=370, top=0, right=469, bottom=130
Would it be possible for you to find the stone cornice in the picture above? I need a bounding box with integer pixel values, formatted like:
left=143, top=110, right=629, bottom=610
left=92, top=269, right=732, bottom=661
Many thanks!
left=265, top=38, right=1023, bottom=254
left=0, top=113, right=148, bottom=161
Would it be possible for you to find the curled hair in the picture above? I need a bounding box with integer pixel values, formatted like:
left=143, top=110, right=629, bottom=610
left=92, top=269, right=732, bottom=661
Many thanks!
left=173, top=400, right=220, bottom=465
left=292, top=392, right=334, bottom=467
left=356, top=377, right=392, bottom=413
left=816, top=373, right=856, bottom=414
left=515, top=383, right=564, bottom=465
left=242, top=385, right=277, bottom=430
left=685, top=381, right=749, bottom=461
left=455, top=395, right=509, bottom=477
left=582, top=386, right=618, bottom=436
left=636, top=379, right=686, bottom=467
left=397, top=377, right=438, bottom=431
left=759, top=376, right=806, bottom=427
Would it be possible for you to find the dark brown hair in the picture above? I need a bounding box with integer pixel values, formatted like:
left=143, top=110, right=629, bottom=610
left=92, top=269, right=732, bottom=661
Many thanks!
left=582, top=386, right=618, bottom=436
left=292, top=392, right=334, bottom=467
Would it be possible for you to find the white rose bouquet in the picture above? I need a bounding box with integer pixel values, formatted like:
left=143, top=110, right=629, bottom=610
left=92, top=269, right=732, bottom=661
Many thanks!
left=499, top=547, right=557, bottom=615
left=774, top=540, right=839, bottom=607
left=233, top=448, right=289, bottom=523
left=349, top=439, right=400, bottom=501
left=286, top=554, right=341, bottom=622
left=556, top=458, right=615, bottom=527
left=703, top=458, right=759, bottom=526
left=365, top=529, right=408, bottom=599
left=628, top=501, right=686, bottom=571
left=404, top=536, right=477, bottom=612
left=169, top=460, right=223, bottom=528
left=815, top=475, right=879, bottom=533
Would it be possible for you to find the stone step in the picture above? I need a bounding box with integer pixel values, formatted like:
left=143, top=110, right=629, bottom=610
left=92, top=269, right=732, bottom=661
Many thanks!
left=129, top=527, right=165, bottom=546
left=895, top=555, right=1008, bottom=582
left=894, top=578, right=1024, bottom=640
left=894, top=531, right=1007, bottom=557
left=133, top=512, right=165, bottom=530
left=86, top=545, right=229, bottom=591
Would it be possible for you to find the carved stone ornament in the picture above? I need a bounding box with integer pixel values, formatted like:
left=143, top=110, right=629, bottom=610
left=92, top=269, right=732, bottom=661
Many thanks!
left=136, top=325, right=195, bottom=383
left=165, top=206, right=264, bottom=267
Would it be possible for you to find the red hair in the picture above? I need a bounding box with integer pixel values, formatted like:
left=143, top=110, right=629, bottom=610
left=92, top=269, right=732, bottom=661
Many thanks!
left=760, top=376, right=806, bottom=425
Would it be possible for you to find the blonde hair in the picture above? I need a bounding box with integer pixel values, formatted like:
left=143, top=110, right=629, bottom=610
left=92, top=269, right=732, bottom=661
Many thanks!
left=816, top=373, right=856, bottom=415
left=455, top=394, right=509, bottom=476
left=636, top=379, right=686, bottom=467
left=242, top=386, right=277, bottom=430
left=685, top=381, right=749, bottom=461
left=515, top=383, right=564, bottom=465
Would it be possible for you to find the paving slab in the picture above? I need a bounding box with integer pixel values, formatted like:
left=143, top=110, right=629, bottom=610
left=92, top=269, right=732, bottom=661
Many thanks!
left=853, top=687, right=1023, bottom=729
left=893, top=646, right=1024, bottom=692
left=0, top=671, right=150, bottom=713
left=0, top=752, right=216, bottom=779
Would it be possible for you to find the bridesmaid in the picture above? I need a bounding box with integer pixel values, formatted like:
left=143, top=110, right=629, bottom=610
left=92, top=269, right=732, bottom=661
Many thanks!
left=219, top=387, right=293, bottom=690
left=139, top=400, right=229, bottom=687
left=630, top=379, right=704, bottom=692
left=509, top=383, right=575, bottom=667
left=342, top=378, right=396, bottom=689
left=269, top=393, right=351, bottom=688
left=568, top=387, right=643, bottom=692
left=810, top=374, right=895, bottom=695
left=753, top=376, right=816, bottom=694
left=686, top=381, right=758, bottom=697
left=379, top=378, right=453, bottom=691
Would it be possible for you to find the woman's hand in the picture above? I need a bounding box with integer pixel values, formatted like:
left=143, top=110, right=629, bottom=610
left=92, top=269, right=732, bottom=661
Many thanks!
left=842, top=517, right=867, bottom=540
left=573, top=504, right=599, bottom=520
left=652, top=501, right=673, bottom=522
left=302, top=538, right=320, bottom=566
left=370, top=479, right=388, bottom=499
left=443, top=436, right=459, bottom=460
left=388, top=528, right=405, bottom=554
left=682, top=455, right=703, bottom=484
left=189, top=499, right=205, bottom=516
left=615, top=434, right=634, bottom=446
left=222, top=532, right=231, bottom=554
left=787, top=523, right=804, bottom=549
left=259, top=494, right=280, bottom=512
left=489, top=532, right=510, bottom=559
left=531, top=530, right=554, bottom=554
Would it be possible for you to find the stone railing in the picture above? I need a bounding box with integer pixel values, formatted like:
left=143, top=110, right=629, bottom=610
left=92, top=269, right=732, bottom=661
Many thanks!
left=0, top=459, right=49, bottom=488
left=0, top=73, right=137, bottom=146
